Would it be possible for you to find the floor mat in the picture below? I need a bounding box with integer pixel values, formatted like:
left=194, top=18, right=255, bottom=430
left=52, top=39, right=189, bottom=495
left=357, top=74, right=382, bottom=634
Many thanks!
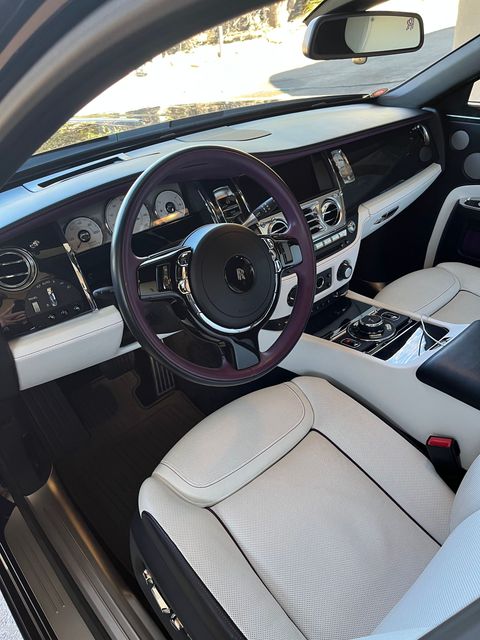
left=56, top=372, right=204, bottom=571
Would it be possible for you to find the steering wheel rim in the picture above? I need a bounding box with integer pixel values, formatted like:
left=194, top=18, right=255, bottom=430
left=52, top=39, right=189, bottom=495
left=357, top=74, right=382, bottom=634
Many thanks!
left=111, top=146, right=316, bottom=386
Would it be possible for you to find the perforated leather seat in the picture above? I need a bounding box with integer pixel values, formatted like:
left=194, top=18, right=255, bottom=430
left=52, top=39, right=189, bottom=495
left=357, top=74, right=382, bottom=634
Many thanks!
left=376, top=262, right=480, bottom=323
left=133, top=377, right=480, bottom=640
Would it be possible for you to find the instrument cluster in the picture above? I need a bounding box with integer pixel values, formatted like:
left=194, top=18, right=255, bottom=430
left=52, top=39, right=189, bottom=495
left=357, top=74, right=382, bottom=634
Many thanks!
left=62, top=183, right=188, bottom=253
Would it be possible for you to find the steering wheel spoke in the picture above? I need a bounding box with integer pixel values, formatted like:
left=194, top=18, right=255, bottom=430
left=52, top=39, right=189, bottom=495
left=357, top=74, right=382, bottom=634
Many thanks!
left=222, top=329, right=262, bottom=370
left=263, top=234, right=303, bottom=274
left=137, top=246, right=191, bottom=302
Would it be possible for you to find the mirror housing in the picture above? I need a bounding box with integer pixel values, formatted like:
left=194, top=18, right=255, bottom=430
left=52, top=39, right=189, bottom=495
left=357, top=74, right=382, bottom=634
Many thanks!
left=303, top=12, right=424, bottom=60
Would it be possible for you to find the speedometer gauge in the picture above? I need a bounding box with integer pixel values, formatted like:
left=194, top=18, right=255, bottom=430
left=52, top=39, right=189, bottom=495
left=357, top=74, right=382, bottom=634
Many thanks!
left=65, top=217, right=103, bottom=253
left=154, top=190, right=187, bottom=224
left=105, top=195, right=150, bottom=234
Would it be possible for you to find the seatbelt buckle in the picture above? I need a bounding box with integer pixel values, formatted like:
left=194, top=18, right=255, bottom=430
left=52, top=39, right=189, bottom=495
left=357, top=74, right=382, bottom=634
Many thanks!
left=426, top=436, right=464, bottom=491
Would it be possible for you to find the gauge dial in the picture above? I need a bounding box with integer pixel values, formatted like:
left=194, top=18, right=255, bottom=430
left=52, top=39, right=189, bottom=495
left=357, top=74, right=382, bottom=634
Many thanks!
left=65, top=217, right=103, bottom=253
left=154, top=190, right=187, bottom=224
left=105, top=195, right=150, bottom=234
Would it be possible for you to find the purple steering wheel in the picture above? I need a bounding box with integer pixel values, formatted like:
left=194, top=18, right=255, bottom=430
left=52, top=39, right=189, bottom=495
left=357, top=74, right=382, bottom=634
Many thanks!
left=111, top=146, right=316, bottom=386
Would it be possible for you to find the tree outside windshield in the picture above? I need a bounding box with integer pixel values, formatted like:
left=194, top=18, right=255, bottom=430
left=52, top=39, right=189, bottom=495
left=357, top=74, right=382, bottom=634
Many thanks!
left=37, top=0, right=472, bottom=154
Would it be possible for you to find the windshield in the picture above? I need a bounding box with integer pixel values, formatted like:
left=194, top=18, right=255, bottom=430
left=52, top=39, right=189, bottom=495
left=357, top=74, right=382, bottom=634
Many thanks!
left=37, top=0, right=472, bottom=154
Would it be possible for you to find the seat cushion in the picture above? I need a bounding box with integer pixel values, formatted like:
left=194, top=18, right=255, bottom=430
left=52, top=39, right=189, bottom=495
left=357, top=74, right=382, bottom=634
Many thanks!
left=213, top=431, right=438, bottom=640
left=138, top=377, right=455, bottom=640
left=375, top=262, right=480, bottom=323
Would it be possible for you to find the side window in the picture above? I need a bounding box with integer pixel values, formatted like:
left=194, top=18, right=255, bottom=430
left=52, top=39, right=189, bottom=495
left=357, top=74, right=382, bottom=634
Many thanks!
left=469, top=82, right=480, bottom=106
left=459, top=2, right=480, bottom=105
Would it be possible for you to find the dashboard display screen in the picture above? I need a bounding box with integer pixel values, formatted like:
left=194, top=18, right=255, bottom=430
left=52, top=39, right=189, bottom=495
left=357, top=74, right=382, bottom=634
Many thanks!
left=238, top=153, right=335, bottom=210
left=274, top=154, right=334, bottom=202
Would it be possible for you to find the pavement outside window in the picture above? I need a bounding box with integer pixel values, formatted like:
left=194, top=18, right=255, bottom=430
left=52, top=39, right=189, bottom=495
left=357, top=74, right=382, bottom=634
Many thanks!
left=0, top=593, right=22, bottom=640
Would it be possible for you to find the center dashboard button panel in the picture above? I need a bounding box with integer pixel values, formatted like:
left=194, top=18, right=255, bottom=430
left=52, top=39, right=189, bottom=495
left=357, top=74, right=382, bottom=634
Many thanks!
left=0, top=225, right=94, bottom=339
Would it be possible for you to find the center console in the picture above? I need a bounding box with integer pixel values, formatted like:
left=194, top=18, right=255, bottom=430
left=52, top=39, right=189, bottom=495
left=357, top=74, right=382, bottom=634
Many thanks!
left=306, top=296, right=449, bottom=362
left=263, top=290, right=479, bottom=465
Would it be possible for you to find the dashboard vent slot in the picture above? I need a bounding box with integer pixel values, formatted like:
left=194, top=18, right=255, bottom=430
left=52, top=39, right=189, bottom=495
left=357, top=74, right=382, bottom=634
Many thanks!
left=24, top=154, right=129, bottom=192
left=0, top=248, right=37, bottom=291
left=302, top=206, right=323, bottom=236
left=268, top=219, right=288, bottom=235
left=213, top=186, right=242, bottom=222
left=321, top=198, right=341, bottom=227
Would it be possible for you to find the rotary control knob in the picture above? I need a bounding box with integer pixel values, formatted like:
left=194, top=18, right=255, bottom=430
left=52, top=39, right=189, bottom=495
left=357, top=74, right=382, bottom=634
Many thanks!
left=347, top=313, right=396, bottom=342
left=356, top=314, right=385, bottom=338
left=337, top=260, right=353, bottom=281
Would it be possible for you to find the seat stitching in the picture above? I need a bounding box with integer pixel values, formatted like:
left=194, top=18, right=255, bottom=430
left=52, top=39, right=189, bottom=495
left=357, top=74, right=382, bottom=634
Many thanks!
left=439, top=263, right=480, bottom=292
left=141, top=512, right=251, bottom=639
left=206, top=507, right=309, bottom=640
left=413, top=269, right=460, bottom=313
left=310, top=428, right=441, bottom=546
left=434, top=289, right=480, bottom=317
left=156, top=383, right=311, bottom=489
left=458, top=288, right=480, bottom=298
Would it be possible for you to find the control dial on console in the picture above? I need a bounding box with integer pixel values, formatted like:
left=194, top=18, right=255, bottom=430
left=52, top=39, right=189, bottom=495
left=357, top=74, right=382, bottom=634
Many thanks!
left=357, top=314, right=385, bottom=338
left=337, top=260, right=353, bottom=281
left=348, top=313, right=396, bottom=342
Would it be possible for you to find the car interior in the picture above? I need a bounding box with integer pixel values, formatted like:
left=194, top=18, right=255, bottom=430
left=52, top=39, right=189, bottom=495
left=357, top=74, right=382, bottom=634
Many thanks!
left=3, top=1, right=480, bottom=639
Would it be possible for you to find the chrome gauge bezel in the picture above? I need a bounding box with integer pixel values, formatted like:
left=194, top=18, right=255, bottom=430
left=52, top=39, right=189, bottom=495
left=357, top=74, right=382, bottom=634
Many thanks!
left=104, top=195, right=151, bottom=234
left=64, top=216, right=104, bottom=253
left=154, top=189, right=187, bottom=224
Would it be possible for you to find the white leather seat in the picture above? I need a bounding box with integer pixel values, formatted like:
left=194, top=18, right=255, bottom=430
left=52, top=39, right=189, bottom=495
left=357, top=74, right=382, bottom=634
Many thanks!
left=136, top=377, right=480, bottom=640
left=375, top=262, right=480, bottom=323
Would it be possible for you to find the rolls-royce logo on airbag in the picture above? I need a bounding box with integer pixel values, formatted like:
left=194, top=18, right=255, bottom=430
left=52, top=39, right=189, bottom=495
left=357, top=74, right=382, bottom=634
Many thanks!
left=236, top=268, right=246, bottom=281
left=225, top=255, right=255, bottom=293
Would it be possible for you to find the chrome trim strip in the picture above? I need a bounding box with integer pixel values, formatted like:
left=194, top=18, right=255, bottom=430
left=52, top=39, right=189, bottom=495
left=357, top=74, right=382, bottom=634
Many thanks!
left=197, top=188, right=223, bottom=223
left=446, top=113, right=480, bottom=122
left=460, top=197, right=480, bottom=211
left=63, top=242, right=97, bottom=311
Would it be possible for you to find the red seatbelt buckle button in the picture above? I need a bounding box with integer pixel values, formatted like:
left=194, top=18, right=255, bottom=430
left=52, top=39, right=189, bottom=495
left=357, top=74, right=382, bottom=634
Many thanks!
left=426, top=435, right=464, bottom=491
left=427, top=436, right=454, bottom=448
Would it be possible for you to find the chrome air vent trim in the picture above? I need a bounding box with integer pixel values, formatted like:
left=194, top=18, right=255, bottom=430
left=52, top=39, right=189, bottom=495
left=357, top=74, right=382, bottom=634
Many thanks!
left=302, top=205, right=323, bottom=235
left=0, top=248, right=37, bottom=291
left=268, top=218, right=289, bottom=235
left=321, top=197, right=341, bottom=227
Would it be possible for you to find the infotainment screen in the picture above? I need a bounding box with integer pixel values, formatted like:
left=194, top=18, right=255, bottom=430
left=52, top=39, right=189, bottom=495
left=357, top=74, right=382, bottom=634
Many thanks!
left=274, top=154, right=335, bottom=202
left=238, top=153, right=335, bottom=210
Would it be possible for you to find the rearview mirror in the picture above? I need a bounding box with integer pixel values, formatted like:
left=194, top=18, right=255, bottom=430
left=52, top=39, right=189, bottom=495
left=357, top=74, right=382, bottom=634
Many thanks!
left=303, top=12, right=424, bottom=60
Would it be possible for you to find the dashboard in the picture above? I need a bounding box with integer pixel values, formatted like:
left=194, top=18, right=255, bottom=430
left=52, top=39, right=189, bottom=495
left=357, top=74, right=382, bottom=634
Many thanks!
left=0, top=103, right=443, bottom=388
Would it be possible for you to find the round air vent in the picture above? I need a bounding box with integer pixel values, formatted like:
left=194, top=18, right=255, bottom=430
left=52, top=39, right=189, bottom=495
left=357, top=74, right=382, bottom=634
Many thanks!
left=268, top=218, right=288, bottom=235
left=320, top=198, right=341, bottom=227
left=0, top=248, right=37, bottom=291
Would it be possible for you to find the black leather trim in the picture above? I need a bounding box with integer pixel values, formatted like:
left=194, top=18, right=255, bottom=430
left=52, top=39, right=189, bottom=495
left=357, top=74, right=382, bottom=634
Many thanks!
left=131, top=512, right=247, bottom=640
left=0, top=333, right=19, bottom=401
left=416, top=321, right=480, bottom=412
left=310, top=429, right=442, bottom=546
